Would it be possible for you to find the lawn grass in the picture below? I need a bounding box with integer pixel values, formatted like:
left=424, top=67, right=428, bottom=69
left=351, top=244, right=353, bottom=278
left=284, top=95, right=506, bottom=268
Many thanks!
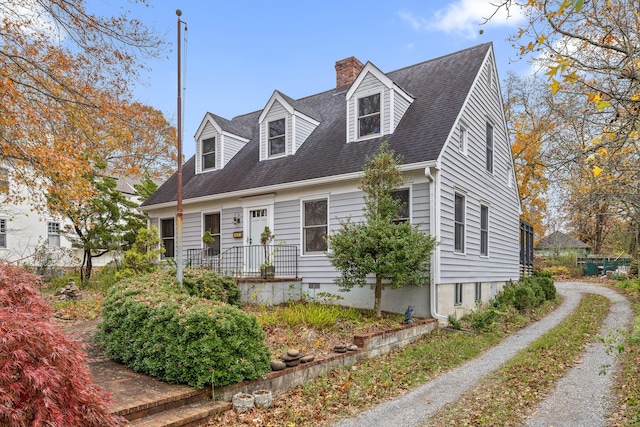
left=611, top=278, right=640, bottom=426
left=423, top=293, right=610, bottom=427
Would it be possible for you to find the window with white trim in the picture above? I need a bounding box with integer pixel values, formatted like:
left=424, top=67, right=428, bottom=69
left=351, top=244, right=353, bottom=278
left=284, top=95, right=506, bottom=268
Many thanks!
left=459, top=124, right=468, bottom=154
left=203, top=213, right=221, bottom=257
left=0, top=218, right=6, bottom=248
left=303, top=199, right=327, bottom=254
left=454, top=193, right=465, bottom=253
left=391, top=188, right=410, bottom=223
left=358, top=93, right=381, bottom=138
left=480, top=204, right=489, bottom=256
left=201, top=137, right=216, bottom=170
left=455, top=283, right=463, bottom=306
left=47, top=222, right=60, bottom=247
left=268, top=118, right=286, bottom=157
left=160, top=218, right=175, bottom=258
left=486, top=122, right=494, bottom=173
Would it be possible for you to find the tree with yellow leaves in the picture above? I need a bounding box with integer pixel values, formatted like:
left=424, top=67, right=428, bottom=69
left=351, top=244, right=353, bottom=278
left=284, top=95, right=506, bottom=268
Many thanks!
left=503, top=73, right=553, bottom=242
left=0, top=0, right=175, bottom=212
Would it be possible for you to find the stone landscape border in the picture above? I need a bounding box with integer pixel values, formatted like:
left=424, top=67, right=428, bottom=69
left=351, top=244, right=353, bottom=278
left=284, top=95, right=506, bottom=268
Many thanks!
left=216, top=318, right=438, bottom=401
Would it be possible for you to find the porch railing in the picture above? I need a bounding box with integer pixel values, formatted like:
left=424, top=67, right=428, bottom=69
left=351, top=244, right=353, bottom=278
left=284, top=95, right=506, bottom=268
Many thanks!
left=185, top=245, right=298, bottom=278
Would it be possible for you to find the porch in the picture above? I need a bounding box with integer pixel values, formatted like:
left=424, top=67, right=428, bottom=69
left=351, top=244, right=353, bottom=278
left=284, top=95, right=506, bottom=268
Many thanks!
left=185, top=244, right=299, bottom=279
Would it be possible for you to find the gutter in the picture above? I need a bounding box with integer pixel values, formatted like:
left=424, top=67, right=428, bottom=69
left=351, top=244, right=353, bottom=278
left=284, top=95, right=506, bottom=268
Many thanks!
left=426, top=165, right=447, bottom=322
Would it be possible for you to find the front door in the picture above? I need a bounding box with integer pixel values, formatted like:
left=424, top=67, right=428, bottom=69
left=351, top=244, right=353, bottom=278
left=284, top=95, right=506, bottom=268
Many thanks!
left=248, top=208, right=268, bottom=272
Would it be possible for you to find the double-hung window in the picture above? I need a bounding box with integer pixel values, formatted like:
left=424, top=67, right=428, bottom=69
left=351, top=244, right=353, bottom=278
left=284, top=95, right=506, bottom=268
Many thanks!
left=0, top=218, right=6, bottom=248
left=486, top=123, right=494, bottom=173
left=303, top=199, right=328, bottom=254
left=160, top=218, right=175, bottom=258
left=47, top=222, right=60, bottom=247
left=203, top=213, right=221, bottom=257
left=268, top=118, right=286, bottom=156
left=391, top=189, right=410, bottom=223
left=358, top=93, right=381, bottom=138
left=480, top=204, right=489, bottom=256
left=454, top=193, right=465, bottom=253
left=202, top=137, right=216, bottom=170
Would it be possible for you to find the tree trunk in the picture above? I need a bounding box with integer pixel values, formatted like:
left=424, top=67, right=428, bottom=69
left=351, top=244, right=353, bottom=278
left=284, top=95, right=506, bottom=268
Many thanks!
left=374, top=275, right=383, bottom=318
left=81, top=249, right=93, bottom=286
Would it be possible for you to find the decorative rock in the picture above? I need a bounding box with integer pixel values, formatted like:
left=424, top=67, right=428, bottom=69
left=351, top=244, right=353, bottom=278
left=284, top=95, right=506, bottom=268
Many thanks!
left=300, top=355, right=315, bottom=363
left=333, top=344, right=347, bottom=353
left=286, top=348, right=300, bottom=357
left=270, top=360, right=286, bottom=371
left=280, top=354, right=299, bottom=362
left=232, top=392, right=254, bottom=413
left=346, top=343, right=359, bottom=351
left=252, top=390, right=273, bottom=409
left=284, top=358, right=300, bottom=367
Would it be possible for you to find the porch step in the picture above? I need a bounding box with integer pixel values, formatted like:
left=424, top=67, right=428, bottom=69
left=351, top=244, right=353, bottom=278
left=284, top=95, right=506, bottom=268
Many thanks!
left=115, top=386, right=230, bottom=427
left=127, top=399, right=231, bottom=427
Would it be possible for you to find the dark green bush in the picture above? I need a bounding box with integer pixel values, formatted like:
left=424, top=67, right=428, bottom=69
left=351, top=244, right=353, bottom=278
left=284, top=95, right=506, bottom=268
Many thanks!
left=96, top=271, right=269, bottom=388
left=468, top=306, right=500, bottom=332
left=514, top=285, right=536, bottom=312
left=182, top=269, right=241, bottom=306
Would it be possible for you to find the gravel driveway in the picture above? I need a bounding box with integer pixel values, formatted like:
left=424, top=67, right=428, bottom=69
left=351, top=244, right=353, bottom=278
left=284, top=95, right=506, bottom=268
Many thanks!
left=334, top=282, right=632, bottom=427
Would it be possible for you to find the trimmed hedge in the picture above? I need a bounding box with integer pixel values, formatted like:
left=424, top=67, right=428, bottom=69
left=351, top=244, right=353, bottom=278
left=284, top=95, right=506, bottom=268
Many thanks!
left=96, top=270, right=270, bottom=388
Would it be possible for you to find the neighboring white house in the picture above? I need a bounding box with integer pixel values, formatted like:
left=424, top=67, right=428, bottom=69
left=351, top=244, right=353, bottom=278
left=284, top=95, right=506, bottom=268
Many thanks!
left=0, top=166, right=76, bottom=271
left=0, top=167, right=144, bottom=272
left=140, top=43, right=522, bottom=320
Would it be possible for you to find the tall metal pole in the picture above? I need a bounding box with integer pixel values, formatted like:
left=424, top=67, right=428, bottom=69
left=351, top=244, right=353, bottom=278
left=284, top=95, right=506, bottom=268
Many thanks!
left=176, top=9, right=184, bottom=283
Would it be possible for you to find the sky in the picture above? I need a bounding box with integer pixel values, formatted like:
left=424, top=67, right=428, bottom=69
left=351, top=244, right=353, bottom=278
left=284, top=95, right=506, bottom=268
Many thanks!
left=105, top=0, right=531, bottom=159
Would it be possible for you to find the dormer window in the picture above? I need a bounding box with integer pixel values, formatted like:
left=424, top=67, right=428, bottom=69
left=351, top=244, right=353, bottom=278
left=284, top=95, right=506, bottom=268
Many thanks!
left=202, top=137, right=216, bottom=170
left=268, top=118, right=286, bottom=157
left=358, top=93, right=381, bottom=138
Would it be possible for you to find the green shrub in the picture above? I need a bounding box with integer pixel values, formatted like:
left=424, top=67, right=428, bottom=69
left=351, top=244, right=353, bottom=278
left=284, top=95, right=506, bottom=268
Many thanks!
left=514, top=285, right=536, bottom=312
left=536, top=276, right=557, bottom=301
left=96, top=270, right=269, bottom=388
left=468, top=306, right=500, bottom=332
left=182, top=269, right=241, bottom=307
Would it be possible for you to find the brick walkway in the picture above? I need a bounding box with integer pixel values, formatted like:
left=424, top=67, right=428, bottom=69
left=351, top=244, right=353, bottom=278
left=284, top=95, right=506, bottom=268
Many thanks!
left=55, top=318, right=205, bottom=420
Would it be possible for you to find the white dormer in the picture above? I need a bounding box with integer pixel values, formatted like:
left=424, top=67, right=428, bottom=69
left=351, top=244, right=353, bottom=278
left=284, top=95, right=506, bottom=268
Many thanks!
left=194, top=113, right=251, bottom=174
left=345, top=62, right=414, bottom=143
left=258, top=91, right=320, bottom=161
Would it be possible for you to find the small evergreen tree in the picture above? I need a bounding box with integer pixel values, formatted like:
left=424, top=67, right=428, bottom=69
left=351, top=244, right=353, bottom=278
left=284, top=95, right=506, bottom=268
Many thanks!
left=328, top=143, right=437, bottom=317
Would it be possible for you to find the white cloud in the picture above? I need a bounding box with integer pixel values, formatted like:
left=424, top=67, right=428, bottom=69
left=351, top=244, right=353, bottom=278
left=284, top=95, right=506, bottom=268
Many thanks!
left=399, top=0, right=525, bottom=40
left=0, top=0, right=63, bottom=43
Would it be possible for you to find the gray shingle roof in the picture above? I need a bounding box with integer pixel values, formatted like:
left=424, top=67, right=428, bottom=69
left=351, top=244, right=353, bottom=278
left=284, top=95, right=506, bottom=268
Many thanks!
left=535, top=231, right=591, bottom=250
left=142, top=43, right=491, bottom=207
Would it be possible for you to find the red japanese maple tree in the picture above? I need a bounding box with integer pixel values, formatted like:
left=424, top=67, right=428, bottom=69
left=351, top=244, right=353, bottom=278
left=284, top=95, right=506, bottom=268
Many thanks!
left=0, top=263, right=123, bottom=426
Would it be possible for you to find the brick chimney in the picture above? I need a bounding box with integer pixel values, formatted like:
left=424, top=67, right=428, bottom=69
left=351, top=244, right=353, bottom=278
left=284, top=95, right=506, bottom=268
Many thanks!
left=335, top=56, right=364, bottom=88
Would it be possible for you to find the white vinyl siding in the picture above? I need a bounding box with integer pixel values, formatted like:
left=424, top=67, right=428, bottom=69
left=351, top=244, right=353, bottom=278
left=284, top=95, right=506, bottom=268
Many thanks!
left=393, top=93, right=412, bottom=132
left=438, top=51, right=520, bottom=284
left=293, top=115, right=317, bottom=153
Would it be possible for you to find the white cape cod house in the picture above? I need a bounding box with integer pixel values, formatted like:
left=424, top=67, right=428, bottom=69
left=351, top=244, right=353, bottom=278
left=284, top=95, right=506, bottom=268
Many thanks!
left=140, top=43, right=522, bottom=320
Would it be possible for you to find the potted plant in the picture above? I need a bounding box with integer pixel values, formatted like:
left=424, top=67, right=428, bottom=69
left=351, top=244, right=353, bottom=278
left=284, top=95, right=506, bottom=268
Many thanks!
left=259, top=226, right=276, bottom=279
left=202, top=230, right=215, bottom=257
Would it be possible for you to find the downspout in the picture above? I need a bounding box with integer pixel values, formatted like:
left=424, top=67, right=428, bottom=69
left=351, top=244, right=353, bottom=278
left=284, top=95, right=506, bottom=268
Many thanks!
left=426, top=165, right=447, bottom=322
